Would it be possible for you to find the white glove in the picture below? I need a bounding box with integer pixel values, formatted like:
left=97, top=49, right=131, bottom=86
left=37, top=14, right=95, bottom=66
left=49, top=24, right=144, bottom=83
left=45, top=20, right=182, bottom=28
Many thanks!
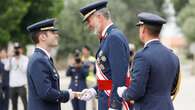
left=108, top=108, right=118, bottom=110
left=117, top=86, right=127, bottom=97
left=79, top=88, right=97, bottom=101
left=68, top=89, right=74, bottom=100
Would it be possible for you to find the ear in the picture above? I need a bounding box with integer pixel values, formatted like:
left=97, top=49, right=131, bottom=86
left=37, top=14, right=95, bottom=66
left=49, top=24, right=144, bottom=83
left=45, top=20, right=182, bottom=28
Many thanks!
left=39, top=32, right=47, bottom=41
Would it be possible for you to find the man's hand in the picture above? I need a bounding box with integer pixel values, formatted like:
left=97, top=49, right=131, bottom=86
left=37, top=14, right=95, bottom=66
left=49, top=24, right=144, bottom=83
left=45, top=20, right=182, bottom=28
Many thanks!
left=117, top=86, right=127, bottom=97
left=79, top=88, right=97, bottom=101
left=72, top=91, right=83, bottom=99
left=68, top=89, right=75, bottom=100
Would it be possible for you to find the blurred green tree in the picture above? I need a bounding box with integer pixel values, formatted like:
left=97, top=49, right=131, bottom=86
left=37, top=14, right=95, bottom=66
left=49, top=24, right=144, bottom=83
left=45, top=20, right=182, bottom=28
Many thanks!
left=20, top=0, right=64, bottom=45
left=1, top=0, right=190, bottom=59
left=0, top=0, right=64, bottom=46
left=57, top=0, right=98, bottom=58
left=172, top=0, right=189, bottom=15
left=0, top=0, right=31, bottom=46
left=177, top=0, right=195, bottom=42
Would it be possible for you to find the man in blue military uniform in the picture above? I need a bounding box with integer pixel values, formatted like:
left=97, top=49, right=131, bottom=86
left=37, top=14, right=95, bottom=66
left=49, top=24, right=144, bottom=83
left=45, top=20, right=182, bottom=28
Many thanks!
left=26, top=18, right=74, bottom=110
left=66, top=50, right=88, bottom=110
left=117, top=12, right=180, bottom=110
left=79, top=0, right=131, bottom=110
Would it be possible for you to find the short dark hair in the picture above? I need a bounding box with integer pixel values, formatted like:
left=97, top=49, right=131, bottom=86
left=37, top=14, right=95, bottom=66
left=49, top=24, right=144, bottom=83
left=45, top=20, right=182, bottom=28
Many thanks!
left=30, top=32, right=39, bottom=44
left=30, top=31, right=47, bottom=44
left=145, top=24, right=162, bottom=37
left=83, top=45, right=90, bottom=51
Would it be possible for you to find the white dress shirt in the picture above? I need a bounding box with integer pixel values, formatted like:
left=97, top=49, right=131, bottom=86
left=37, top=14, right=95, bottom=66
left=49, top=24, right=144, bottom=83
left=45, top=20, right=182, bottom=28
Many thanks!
left=9, top=55, right=29, bottom=87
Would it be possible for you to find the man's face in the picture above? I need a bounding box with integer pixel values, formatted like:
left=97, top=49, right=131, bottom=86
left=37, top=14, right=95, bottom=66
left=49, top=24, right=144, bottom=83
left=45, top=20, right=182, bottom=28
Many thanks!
left=82, top=48, right=89, bottom=57
left=86, top=14, right=101, bottom=36
left=45, top=30, right=59, bottom=47
left=14, top=48, right=23, bottom=56
left=0, top=49, right=7, bottom=59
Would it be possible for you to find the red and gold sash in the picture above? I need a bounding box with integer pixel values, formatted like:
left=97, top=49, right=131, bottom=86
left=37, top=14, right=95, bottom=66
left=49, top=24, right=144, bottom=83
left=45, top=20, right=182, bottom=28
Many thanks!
left=96, top=63, right=132, bottom=110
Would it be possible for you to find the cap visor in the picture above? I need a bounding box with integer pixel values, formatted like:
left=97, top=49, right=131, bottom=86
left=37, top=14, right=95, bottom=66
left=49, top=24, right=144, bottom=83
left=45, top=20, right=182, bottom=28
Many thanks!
left=136, top=23, right=142, bottom=26
left=82, top=9, right=96, bottom=22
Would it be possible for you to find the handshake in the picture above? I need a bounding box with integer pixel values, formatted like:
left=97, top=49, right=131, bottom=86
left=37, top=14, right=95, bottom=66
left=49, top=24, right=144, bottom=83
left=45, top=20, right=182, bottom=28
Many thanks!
left=68, top=88, right=97, bottom=101
left=68, top=86, right=128, bottom=100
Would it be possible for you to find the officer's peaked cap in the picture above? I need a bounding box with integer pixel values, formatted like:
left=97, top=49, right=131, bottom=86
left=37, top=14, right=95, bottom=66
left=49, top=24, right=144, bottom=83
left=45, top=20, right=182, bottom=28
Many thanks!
left=80, top=0, right=108, bottom=22
left=136, top=12, right=166, bottom=26
left=26, top=18, right=58, bottom=33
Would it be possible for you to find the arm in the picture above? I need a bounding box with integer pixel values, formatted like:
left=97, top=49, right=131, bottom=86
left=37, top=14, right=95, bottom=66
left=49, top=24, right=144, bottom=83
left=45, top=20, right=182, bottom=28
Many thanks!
left=122, top=52, right=149, bottom=101
left=108, top=35, right=128, bottom=109
left=30, top=59, right=69, bottom=103
left=2, top=58, right=11, bottom=71
left=66, top=66, right=73, bottom=77
left=19, top=56, right=29, bottom=74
